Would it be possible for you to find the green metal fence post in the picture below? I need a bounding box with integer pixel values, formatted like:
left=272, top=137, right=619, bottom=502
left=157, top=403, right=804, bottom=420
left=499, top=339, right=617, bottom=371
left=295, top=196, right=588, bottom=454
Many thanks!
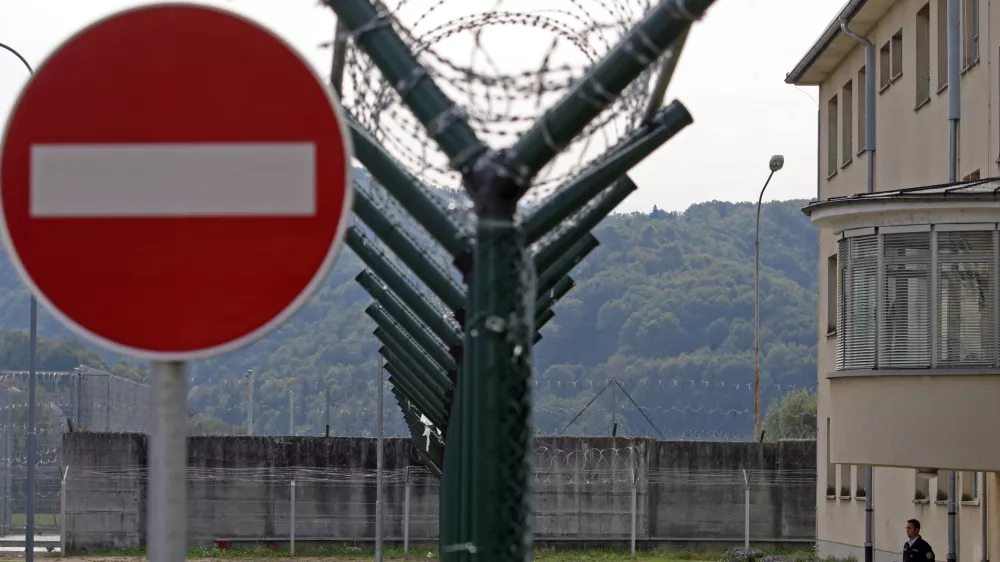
left=538, top=235, right=600, bottom=296
left=347, top=229, right=462, bottom=348
left=322, top=0, right=486, bottom=172
left=326, top=2, right=717, bottom=559
left=506, top=0, right=716, bottom=191
left=535, top=310, right=555, bottom=330
left=378, top=348, right=447, bottom=429
left=347, top=117, right=469, bottom=257
left=523, top=102, right=691, bottom=245
left=362, top=291, right=456, bottom=372
left=533, top=178, right=637, bottom=272
left=534, top=277, right=574, bottom=324
left=370, top=322, right=450, bottom=397
left=353, top=188, right=465, bottom=312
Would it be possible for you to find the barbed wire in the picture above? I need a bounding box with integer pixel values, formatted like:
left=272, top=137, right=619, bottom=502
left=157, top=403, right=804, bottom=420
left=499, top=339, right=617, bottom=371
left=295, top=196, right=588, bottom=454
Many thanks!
left=338, top=0, right=658, bottom=217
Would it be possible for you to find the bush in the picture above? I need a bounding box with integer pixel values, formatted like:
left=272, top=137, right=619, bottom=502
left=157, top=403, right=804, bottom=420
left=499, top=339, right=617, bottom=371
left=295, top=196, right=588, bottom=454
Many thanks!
left=720, top=548, right=859, bottom=562
left=722, top=549, right=766, bottom=562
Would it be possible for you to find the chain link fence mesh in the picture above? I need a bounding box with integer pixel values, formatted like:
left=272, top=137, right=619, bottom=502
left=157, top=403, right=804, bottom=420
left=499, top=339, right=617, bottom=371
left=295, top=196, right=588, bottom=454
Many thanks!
left=0, top=369, right=148, bottom=556
left=53, top=438, right=814, bottom=554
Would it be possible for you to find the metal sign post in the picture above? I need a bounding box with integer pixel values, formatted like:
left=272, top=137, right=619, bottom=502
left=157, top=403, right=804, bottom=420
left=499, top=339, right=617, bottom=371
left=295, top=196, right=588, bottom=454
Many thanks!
left=149, top=362, right=188, bottom=562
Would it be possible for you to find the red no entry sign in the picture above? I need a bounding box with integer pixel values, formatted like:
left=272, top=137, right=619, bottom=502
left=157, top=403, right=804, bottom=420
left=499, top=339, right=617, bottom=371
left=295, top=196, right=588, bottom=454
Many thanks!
left=0, top=4, right=354, bottom=361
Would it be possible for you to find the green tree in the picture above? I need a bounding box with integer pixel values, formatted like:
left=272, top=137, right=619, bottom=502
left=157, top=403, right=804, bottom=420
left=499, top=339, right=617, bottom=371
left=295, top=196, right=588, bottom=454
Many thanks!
left=761, top=387, right=817, bottom=441
left=0, top=195, right=821, bottom=438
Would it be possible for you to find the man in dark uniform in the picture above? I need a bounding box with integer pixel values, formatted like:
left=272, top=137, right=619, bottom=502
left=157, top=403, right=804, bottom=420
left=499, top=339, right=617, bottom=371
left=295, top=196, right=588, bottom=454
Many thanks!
left=903, top=519, right=935, bottom=562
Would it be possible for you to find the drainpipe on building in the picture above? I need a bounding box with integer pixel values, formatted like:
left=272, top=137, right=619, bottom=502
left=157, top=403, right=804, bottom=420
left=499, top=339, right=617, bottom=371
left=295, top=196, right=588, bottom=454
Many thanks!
left=839, top=20, right=876, bottom=562
left=981, top=474, right=988, bottom=562
left=946, top=1, right=961, bottom=561
left=840, top=20, right=876, bottom=194
left=840, top=24, right=877, bottom=562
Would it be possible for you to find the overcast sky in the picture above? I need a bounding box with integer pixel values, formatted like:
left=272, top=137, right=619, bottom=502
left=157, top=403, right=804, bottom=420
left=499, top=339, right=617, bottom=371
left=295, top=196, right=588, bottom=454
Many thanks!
left=0, top=0, right=846, bottom=213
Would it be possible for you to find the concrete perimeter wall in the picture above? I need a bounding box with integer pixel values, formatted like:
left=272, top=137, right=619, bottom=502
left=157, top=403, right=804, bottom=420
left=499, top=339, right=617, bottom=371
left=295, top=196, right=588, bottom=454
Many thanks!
left=62, top=434, right=815, bottom=552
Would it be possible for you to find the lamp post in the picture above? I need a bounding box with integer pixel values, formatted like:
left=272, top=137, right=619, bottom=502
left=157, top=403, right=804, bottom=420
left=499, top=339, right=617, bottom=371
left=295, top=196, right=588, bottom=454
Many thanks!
left=1, top=41, right=38, bottom=562
left=753, top=154, right=784, bottom=442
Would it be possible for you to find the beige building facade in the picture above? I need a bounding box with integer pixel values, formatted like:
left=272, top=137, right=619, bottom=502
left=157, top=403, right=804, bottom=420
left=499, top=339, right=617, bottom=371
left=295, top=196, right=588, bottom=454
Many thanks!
left=787, top=1, right=1000, bottom=561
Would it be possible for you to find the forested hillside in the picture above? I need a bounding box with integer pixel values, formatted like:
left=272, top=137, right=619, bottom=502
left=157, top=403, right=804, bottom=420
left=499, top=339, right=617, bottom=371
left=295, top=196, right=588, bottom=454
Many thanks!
left=0, top=198, right=818, bottom=439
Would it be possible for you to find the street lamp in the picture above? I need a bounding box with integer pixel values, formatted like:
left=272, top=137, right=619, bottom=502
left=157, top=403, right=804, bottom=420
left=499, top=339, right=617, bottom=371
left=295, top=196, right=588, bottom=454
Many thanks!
left=0, top=41, right=40, bottom=562
left=753, top=155, right=784, bottom=442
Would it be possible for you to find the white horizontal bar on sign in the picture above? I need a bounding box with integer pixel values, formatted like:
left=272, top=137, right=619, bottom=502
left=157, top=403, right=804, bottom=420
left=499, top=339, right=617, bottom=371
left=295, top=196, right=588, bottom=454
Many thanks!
left=30, top=143, right=316, bottom=217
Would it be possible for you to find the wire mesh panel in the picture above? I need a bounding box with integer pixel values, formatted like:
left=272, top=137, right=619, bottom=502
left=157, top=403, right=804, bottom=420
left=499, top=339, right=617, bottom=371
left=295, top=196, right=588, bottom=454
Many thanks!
left=0, top=369, right=149, bottom=556
left=77, top=370, right=151, bottom=433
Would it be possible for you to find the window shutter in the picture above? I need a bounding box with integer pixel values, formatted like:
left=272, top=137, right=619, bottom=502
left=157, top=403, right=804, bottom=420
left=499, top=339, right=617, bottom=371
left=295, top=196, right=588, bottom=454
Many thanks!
left=880, top=232, right=932, bottom=367
left=937, top=230, right=996, bottom=367
left=843, top=235, right=878, bottom=369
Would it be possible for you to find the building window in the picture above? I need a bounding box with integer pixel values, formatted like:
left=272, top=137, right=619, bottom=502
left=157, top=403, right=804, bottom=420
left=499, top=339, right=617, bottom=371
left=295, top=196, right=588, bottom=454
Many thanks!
left=892, top=30, right=904, bottom=79
left=858, top=67, right=867, bottom=152
left=826, top=418, right=836, bottom=497
left=837, top=234, right=878, bottom=370
left=961, top=471, right=979, bottom=502
left=964, top=0, right=980, bottom=68
left=964, top=169, right=981, bottom=181
left=938, top=0, right=949, bottom=89
left=827, top=95, right=839, bottom=178
left=917, top=4, right=932, bottom=105
left=828, top=254, right=838, bottom=334
left=840, top=464, right=853, bottom=498
left=936, top=472, right=950, bottom=502
left=937, top=229, right=996, bottom=367
left=842, top=81, right=853, bottom=164
left=880, top=232, right=932, bottom=367
left=881, top=41, right=893, bottom=89
left=915, top=471, right=930, bottom=501
left=836, top=226, right=1000, bottom=371
left=855, top=465, right=867, bottom=498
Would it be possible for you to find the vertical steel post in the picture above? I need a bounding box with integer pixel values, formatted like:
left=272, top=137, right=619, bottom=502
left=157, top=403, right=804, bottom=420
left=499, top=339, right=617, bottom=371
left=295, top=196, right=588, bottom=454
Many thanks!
left=74, top=370, right=82, bottom=431
left=743, top=469, right=750, bottom=549
left=865, top=467, right=873, bottom=562
left=290, top=479, right=296, bottom=557
left=981, top=472, right=988, bottom=562
left=325, top=384, right=331, bottom=437
left=404, top=466, right=411, bottom=557
left=60, top=466, right=68, bottom=558
left=105, top=374, right=111, bottom=431
left=612, top=377, right=618, bottom=438
left=630, top=457, right=637, bottom=559
left=26, top=296, right=37, bottom=562
left=376, top=354, right=385, bottom=562
left=3, top=387, right=10, bottom=534
left=0, top=389, right=6, bottom=535
left=246, top=370, right=253, bottom=437
left=947, top=2, right=960, bottom=561
left=148, top=362, right=188, bottom=562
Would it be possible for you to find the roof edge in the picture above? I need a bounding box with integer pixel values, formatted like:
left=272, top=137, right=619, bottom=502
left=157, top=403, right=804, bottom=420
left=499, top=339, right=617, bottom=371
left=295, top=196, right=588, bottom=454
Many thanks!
left=785, top=0, right=870, bottom=85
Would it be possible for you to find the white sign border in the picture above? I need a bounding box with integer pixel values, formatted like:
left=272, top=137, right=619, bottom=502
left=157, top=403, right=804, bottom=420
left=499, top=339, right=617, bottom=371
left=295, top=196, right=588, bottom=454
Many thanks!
left=0, top=1, right=356, bottom=362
